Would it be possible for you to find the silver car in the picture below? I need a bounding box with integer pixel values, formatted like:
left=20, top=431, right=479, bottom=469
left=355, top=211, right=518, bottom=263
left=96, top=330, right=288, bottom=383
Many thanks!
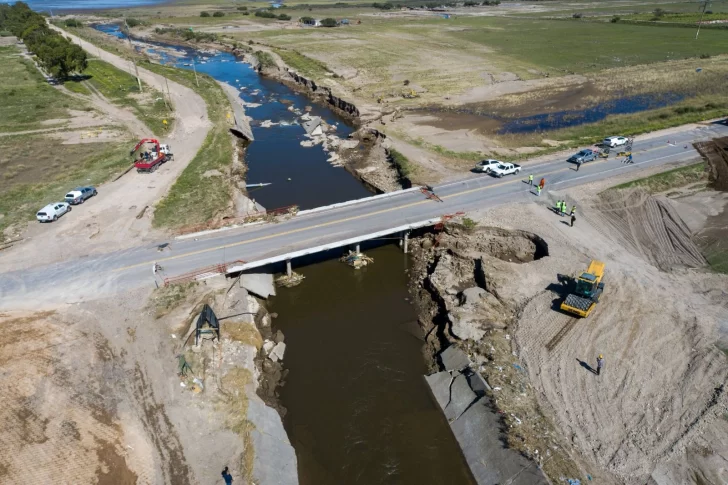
left=65, top=186, right=97, bottom=205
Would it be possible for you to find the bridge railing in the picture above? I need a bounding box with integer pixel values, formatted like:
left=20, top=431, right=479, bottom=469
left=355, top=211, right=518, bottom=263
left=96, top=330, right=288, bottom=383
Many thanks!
left=163, top=259, right=247, bottom=287
left=177, top=205, right=299, bottom=235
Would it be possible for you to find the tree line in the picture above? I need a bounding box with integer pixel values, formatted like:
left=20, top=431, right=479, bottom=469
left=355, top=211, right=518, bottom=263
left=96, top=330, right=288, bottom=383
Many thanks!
left=0, top=2, right=87, bottom=79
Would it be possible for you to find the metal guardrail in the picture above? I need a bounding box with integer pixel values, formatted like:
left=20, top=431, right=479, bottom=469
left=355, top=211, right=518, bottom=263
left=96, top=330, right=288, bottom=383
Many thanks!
left=163, top=259, right=247, bottom=286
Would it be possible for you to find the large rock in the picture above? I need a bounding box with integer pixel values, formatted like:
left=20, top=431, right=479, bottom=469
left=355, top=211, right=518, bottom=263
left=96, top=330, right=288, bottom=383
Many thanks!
left=440, top=346, right=471, bottom=372
left=460, top=287, right=486, bottom=305
left=241, top=273, right=276, bottom=299
left=270, top=342, right=286, bottom=362
left=444, top=373, right=477, bottom=422
left=448, top=312, right=486, bottom=341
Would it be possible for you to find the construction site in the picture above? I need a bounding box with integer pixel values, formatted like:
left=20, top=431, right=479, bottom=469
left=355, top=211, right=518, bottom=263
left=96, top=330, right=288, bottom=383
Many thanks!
left=2, top=0, right=728, bottom=484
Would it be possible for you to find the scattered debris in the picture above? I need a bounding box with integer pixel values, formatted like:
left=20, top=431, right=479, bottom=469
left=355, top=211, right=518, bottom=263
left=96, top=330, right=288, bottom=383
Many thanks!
left=340, top=251, right=374, bottom=269
left=275, top=272, right=305, bottom=287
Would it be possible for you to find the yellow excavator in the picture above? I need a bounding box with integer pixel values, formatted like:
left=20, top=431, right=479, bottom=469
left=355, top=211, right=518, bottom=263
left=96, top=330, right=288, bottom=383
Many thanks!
left=560, top=260, right=605, bottom=318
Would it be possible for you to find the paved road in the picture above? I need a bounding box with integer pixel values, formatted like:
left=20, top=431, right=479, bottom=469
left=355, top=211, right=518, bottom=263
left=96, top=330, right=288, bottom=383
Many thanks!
left=1, top=122, right=726, bottom=308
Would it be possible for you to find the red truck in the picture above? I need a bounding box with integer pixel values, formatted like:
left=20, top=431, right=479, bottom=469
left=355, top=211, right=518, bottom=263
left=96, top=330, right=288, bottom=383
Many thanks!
left=132, top=138, right=173, bottom=173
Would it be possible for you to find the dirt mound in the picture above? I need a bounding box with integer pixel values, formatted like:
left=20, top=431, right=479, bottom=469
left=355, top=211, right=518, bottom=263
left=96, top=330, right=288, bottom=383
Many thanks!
left=587, top=189, right=706, bottom=271
left=695, top=136, right=728, bottom=192
left=451, top=225, right=549, bottom=263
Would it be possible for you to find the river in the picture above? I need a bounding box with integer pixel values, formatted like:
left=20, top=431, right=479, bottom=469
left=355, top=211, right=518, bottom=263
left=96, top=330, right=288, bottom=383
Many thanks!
left=91, top=23, right=474, bottom=483
left=271, top=245, right=474, bottom=485
left=95, top=23, right=372, bottom=211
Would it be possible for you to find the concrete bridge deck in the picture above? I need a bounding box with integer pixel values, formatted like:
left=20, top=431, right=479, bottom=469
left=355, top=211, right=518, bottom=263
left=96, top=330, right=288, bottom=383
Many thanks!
left=1, top=121, right=726, bottom=308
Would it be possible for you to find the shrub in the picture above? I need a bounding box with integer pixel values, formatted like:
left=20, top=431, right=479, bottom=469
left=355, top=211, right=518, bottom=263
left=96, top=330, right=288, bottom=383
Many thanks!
left=610, top=15, right=620, bottom=23
left=300, top=16, right=315, bottom=23
left=255, top=50, right=276, bottom=69
left=213, top=11, right=225, bottom=17
left=255, top=10, right=277, bottom=18
left=243, top=11, right=249, bottom=15
left=64, top=18, right=83, bottom=27
left=126, top=17, right=142, bottom=27
left=200, top=11, right=210, bottom=17
left=572, top=12, right=583, bottom=19
left=237, top=6, right=248, bottom=10
left=464, top=1, right=478, bottom=6
left=700, top=53, right=711, bottom=59
left=462, top=217, right=477, bottom=230
left=320, top=17, right=338, bottom=27
left=277, top=13, right=291, bottom=20
left=372, top=2, right=394, bottom=10
left=388, top=148, right=413, bottom=179
left=653, top=8, right=665, bottom=17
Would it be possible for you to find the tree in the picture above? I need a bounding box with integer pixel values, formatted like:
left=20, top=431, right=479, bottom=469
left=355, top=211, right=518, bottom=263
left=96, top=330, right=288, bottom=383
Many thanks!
left=277, top=13, right=291, bottom=20
left=126, top=17, right=142, bottom=27
left=200, top=11, right=210, bottom=17
left=320, top=17, right=338, bottom=27
left=213, top=11, right=225, bottom=17
left=237, top=6, right=248, bottom=10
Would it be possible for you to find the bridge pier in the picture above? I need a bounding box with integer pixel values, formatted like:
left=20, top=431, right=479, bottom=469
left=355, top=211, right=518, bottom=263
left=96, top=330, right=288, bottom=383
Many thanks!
left=286, top=259, right=292, bottom=278
left=355, top=243, right=361, bottom=254
left=403, top=232, right=409, bottom=254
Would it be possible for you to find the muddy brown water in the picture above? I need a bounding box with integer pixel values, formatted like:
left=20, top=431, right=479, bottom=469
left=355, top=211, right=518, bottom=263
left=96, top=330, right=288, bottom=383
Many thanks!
left=271, top=245, right=474, bottom=485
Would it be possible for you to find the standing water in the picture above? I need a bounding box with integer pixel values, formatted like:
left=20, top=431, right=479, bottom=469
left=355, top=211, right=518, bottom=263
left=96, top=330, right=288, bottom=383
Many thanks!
left=94, top=24, right=372, bottom=210
left=272, top=246, right=474, bottom=485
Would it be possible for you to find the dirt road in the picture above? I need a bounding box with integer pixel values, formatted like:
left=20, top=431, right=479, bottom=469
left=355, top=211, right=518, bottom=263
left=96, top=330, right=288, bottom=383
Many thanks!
left=0, top=27, right=211, bottom=273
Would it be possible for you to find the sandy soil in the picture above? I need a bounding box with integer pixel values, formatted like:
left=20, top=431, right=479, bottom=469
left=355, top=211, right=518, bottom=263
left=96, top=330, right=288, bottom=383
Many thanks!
left=411, top=171, right=728, bottom=483
left=0, top=28, right=211, bottom=273
left=0, top=277, right=267, bottom=485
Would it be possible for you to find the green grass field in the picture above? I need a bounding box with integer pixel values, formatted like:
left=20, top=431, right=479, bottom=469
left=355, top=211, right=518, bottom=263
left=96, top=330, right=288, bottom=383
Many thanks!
left=64, top=58, right=173, bottom=136
left=0, top=133, right=132, bottom=239
left=139, top=61, right=236, bottom=230
left=0, top=45, right=85, bottom=132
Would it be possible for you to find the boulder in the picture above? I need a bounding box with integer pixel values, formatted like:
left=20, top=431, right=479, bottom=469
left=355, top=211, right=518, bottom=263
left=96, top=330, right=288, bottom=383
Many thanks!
left=271, top=342, right=286, bottom=362
left=448, top=312, right=486, bottom=341
left=440, top=346, right=470, bottom=372
left=460, top=287, right=485, bottom=306
left=274, top=330, right=285, bottom=344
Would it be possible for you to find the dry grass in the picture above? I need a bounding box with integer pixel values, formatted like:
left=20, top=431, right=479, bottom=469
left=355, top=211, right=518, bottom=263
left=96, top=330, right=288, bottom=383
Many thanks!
left=224, top=321, right=263, bottom=349
left=150, top=282, right=199, bottom=319
left=218, top=367, right=256, bottom=484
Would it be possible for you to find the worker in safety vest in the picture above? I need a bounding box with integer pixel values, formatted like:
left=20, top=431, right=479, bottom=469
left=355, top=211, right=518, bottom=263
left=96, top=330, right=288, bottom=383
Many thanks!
left=528, top=174, right=534, bottom=185
left=570, top=205, right=576, bottom=216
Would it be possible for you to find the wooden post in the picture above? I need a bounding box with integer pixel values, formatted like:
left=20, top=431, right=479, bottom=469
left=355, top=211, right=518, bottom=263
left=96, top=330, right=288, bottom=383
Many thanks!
left=124, top=19, right=143, bottom=93
left=192, top=58, right=200, bottom=88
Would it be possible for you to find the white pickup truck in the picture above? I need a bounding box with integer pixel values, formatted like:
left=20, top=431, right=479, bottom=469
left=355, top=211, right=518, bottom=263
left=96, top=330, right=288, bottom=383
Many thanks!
left=489, top=162, right=521, bottom=178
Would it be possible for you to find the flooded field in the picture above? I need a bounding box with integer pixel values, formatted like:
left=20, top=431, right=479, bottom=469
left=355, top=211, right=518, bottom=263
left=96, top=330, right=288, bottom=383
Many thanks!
left=417, top=91, right=684, bottom=135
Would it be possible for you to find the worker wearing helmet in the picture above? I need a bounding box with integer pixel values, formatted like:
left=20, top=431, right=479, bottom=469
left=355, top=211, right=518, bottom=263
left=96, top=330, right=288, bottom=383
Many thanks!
left=596, top=354, right=604, bottom=376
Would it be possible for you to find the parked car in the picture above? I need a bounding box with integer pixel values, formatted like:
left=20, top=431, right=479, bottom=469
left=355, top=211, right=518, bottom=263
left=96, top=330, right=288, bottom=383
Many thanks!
left=568, top=149, right=598, bottom=164
left=36, top=202, right=71, bottom=222
left=474, top=159, right=502, bottom=173
left=603, top=135, right=629, bottom=148
left=65, top=186, right=97, bottom=205
left=489, top=162, right=521, bottom=178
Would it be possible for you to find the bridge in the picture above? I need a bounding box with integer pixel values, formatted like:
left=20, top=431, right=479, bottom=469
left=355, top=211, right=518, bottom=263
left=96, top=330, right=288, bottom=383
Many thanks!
left=0, top=121, right=725, bottom=308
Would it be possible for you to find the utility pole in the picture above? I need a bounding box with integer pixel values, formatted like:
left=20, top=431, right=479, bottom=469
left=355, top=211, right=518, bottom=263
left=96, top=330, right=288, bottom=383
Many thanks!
left=164, top=76, right=172, bottom=111
left=191, top=57, right=200, bottom=88
left=124, top=18, right=143, bottom=93
left=696, top=0, right=711, bottom=39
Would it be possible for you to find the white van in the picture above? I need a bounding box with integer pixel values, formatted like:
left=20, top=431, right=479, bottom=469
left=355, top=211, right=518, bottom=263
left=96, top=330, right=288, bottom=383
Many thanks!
left=36, top=202, right=71, bottom=222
